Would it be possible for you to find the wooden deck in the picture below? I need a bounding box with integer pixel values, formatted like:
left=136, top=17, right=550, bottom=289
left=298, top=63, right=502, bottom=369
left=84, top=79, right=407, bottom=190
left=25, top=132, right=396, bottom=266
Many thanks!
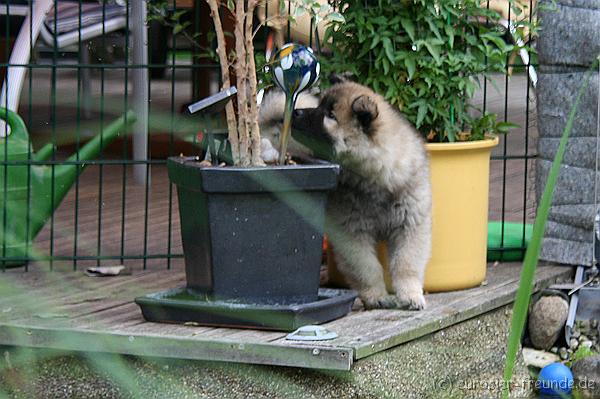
left=0, top=263, right=570, bottom=370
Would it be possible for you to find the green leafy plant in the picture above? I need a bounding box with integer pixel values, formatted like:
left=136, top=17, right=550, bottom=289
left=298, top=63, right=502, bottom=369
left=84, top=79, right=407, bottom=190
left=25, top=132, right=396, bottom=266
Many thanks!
left=469, top=113, right=519, bottom=141
left=324, top=0, right=535, bottom=142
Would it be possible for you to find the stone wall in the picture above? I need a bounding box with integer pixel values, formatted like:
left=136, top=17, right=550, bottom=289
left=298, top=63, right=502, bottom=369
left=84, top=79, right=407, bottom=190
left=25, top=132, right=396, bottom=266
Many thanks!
left=536, top=0, right=600, bottom=265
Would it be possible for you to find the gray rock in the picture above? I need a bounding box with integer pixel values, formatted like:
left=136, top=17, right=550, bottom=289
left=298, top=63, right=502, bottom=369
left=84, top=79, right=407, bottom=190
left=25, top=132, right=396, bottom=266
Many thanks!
left=572, top=355, right=600, bottom=398
left=559, top=347, right=569, bottom=360
left=580, top=340, right=593, bottom=349
left=570, top=338, right=580, bottom=350
left=538, top=0, right=600, bottom=66
left=529, top=295, right=570, bottom=350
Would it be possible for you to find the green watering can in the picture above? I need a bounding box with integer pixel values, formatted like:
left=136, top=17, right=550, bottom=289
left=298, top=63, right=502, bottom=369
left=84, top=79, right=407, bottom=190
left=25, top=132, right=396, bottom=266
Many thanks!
left=0, top=108, right=136, bottom=267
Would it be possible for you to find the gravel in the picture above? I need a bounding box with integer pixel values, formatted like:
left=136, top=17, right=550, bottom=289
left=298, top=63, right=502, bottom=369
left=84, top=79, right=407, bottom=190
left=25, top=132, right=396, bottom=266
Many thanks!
left=0, top=305, right=532, bottom=399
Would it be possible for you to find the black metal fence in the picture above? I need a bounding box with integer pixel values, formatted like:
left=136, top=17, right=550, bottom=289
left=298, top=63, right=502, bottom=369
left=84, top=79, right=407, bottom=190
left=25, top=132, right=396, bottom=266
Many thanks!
left=0, top=0, right=536, bottom=271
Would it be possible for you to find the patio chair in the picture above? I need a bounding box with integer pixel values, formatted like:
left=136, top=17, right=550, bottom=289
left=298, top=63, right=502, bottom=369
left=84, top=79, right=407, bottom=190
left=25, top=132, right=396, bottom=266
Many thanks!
left=0, top=0, right=127, bottom=134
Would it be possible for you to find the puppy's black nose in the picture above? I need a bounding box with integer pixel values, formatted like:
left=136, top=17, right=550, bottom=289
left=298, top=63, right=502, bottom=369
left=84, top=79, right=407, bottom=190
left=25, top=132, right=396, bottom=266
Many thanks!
left=293, top=109, right=304, bottom=118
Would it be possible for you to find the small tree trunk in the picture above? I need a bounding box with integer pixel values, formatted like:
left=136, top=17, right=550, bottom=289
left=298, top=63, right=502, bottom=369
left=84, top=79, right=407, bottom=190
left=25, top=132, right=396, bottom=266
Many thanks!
left=234, top=0, right=251, bottom=166
left=246, top=0, right=263, bottom=166
left=206, top=0, right=239, bottom=165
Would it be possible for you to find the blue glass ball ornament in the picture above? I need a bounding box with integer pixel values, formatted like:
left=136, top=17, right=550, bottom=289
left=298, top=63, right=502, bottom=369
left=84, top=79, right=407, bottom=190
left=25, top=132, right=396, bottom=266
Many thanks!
left=271, top=43, right=320, bottom=100
left=537, top=362, right=573, bottom=396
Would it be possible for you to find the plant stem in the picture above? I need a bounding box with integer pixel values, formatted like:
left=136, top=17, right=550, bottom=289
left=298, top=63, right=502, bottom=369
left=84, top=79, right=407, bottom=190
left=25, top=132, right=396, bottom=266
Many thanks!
left=206, top=0, right=239, bottom=165
left=235, top=0, right=251, bottom=166
left=245, top=0, right=263, bottom=166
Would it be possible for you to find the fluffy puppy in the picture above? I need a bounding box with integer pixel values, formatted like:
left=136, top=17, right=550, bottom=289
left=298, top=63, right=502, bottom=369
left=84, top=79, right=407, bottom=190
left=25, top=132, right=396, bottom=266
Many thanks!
left=291, top=79, right=432, bottom=310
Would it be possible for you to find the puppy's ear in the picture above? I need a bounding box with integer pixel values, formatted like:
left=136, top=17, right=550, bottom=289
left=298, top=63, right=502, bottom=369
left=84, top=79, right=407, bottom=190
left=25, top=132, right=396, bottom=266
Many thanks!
left=329, top=72, right=355, bottom=85
left=352, top=95, right=378, bottom=133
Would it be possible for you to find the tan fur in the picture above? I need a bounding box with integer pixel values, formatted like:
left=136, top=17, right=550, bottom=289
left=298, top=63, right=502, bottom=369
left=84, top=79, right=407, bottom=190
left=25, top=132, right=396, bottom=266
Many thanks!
left=298, top=82, right=432, bottom=310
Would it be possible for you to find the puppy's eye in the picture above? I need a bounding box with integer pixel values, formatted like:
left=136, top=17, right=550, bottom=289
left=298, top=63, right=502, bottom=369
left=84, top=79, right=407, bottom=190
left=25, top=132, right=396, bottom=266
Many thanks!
left=326, top=109, right=336, bottom=120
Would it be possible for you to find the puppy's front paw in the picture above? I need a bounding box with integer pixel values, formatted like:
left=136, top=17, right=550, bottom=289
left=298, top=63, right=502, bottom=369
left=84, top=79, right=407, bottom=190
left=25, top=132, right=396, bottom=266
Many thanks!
left=396, top=282, right=427, bottom=310
left=260, top=138, right=279, bottom=164
left=397, top=292, right=426, bottom=310
left=362, top=294, right=400, bottom=310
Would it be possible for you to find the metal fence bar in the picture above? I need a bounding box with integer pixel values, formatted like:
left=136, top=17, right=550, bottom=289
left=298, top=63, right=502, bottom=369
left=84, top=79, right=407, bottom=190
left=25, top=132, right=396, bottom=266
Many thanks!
left=167, top=0, right=178, bottom=270
left=131, top=0, right=149, bottom=185
left=120, top=2, right=131, bottom=266
left=25, top=0, right=34, bottom=273
left=73, top=0, right=83, bottom=271
left=49, top=0, right=58, bottom=271
left=2, top=1, right=9, bottom=273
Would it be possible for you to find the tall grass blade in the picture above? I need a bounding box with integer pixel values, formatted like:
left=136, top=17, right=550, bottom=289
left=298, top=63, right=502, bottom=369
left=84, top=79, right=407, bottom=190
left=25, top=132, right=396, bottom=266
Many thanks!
left=502, top=58, right=599, bottom=399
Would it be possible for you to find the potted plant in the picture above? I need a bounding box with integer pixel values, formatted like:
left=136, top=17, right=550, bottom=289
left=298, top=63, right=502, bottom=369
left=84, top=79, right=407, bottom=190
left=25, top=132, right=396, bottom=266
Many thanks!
left=137, top=1, right=355, bottom=331
left=323, top=0, right=534, bottom=292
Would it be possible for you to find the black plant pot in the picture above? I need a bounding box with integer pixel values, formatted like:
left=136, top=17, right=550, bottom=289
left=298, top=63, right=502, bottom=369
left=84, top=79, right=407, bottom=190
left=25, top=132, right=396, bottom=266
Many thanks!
left=137, top=156, right=357, bottom=330
left=168, top=156, right=340, bottom=304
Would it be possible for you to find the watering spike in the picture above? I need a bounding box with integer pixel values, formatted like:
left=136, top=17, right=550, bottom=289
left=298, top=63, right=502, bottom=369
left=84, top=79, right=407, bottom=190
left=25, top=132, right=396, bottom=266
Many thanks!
left=271, top=43, right=320, bottom=165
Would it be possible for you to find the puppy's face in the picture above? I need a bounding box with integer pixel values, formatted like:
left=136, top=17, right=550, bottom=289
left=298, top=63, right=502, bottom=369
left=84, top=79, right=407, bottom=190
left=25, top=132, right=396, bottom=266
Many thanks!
left=292, top=82, right=380, bottom=162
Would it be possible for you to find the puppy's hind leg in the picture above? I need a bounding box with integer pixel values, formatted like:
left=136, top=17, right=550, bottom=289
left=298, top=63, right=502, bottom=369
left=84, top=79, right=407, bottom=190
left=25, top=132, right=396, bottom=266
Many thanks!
left=330, top=231, right=398, bottom=309
left=388, top=221, right=431, bottom=310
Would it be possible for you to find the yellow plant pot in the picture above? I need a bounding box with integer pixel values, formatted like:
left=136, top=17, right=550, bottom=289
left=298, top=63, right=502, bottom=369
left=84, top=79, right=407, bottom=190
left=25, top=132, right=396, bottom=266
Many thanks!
left=327, top=136, right=499, bottom=293
left=424, top=135, right=499, bottom=292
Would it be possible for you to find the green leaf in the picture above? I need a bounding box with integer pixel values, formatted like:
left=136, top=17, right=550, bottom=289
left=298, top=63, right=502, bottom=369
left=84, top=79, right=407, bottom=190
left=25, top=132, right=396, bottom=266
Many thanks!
left=382, top=57, right=390, bottom=75
left=400, top=18, right=416, bottom=42
left=426, top=19, right=442, bottom=42
left=382, top=37, right=395, bottom=64
left=293, top=5, right=306, bottom=18
left=370, top=35, right=381, bottom=50
left=173, top=24, right=184, bottom=35
left=445, top=25, right=455, bottom=49
left=495, top=122, right=520, bottom=133
left=416, top=103, right=428, bottom=127
left=404, top=57, right=416, bottom=79
left=328, top=12, right=345, bottom=23
left=423, top=42, right=441, bottom=64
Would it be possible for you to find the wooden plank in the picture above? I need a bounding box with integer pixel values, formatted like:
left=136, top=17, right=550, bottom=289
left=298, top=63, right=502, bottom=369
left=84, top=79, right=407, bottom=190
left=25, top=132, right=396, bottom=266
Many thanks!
left=0, top=324, right=353, bottom=371
left=349, top=265, right=570, bottom=359
left=0, top=260, right=568, bottom=370
left=4, top=271, right=185, bottom=326
left=266, top=264, right=570, bottom=359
